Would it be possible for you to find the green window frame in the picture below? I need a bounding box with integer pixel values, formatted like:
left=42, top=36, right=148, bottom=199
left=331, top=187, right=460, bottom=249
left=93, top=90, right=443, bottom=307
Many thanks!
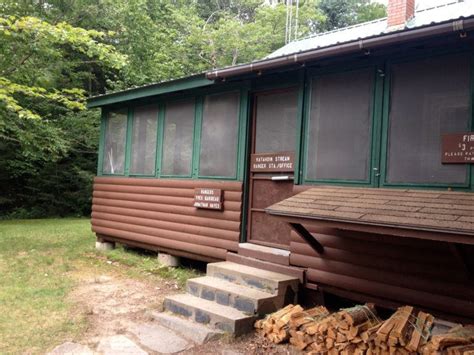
left=379, top=50, right=474, bottom=190
left=98, top=86, right=250, bottom=182
left=128, top=105, right=160, bottom=177
left=301, top=64, right=384, bottom=187
left=160, top=97, right=197, bottom=179
left=197, top=91, right=242, bottom=180
left=98, top=107, right=130, bottom=176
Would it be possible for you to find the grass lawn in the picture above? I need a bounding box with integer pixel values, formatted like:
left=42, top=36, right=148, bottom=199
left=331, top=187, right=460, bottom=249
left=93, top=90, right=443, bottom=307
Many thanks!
left=0, top=218, right=200, bottom=354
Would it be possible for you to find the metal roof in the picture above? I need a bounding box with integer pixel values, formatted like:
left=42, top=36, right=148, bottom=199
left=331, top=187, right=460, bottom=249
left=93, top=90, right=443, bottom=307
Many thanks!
left=267, top=1, right=474, bottom=59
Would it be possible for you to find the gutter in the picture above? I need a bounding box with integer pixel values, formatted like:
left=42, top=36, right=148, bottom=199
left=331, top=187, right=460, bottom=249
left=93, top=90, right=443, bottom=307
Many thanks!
left=206, top=18, right=474, bottom=80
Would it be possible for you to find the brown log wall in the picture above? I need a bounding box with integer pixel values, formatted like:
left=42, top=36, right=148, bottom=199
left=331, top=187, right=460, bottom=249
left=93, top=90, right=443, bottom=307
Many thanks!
left=91, top=177, right=243, bottom=261
left=290, top=185, right=474, bottom=320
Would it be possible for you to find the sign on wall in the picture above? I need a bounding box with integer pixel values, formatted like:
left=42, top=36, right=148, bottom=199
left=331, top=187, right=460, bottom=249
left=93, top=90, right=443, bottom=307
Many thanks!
left=442, top=133, right=474, bottom=163
left=194, top=188, right=223, bottom=210
left=250, top=151, right=295, bottom=172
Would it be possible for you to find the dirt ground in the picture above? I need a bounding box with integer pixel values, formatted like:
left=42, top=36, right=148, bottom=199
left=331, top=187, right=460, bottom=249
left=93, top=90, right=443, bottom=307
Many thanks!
left=68, top=267, right=302, bottom=354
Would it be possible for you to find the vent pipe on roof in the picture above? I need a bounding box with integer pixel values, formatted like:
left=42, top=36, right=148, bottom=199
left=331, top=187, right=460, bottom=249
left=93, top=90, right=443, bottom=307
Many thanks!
left=387, top=0, right=415, bottom=29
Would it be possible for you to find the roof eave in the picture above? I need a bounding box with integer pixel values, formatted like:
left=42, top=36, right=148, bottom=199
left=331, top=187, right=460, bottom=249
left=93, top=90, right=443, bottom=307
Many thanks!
left=87, top=74, right=213, bottom=109
left=206, top=16, right=474, bottom=80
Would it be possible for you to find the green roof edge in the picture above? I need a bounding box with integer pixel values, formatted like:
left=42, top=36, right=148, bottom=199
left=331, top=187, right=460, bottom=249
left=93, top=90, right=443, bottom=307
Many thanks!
left=87, top=73, right=213, bottom=108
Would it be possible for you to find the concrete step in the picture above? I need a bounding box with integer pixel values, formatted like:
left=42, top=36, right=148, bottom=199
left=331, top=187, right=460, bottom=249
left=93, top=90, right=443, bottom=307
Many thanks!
left=206, top=261, right=299, bottom=301
left=187, top=276, right=284, bottom=315
left=226, top=252, right=305, bottom=283
left=163, top=293, right=257, bottom=336
left=150, top=311, right=224, bottom=345
left=238, top=243, right=290, bottom=265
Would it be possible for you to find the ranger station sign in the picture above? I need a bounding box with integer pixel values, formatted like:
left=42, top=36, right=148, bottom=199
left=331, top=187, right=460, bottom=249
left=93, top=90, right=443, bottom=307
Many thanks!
left=442, top=133, right=474, bottom=163
left=250, top=151, right=295, bottom=172
left=194, top=188, right=223, bottom=210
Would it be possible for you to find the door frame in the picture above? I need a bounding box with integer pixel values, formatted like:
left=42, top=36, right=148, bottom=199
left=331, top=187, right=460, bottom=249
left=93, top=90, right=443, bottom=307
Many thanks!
left=245, top=84, right=305, bottom=249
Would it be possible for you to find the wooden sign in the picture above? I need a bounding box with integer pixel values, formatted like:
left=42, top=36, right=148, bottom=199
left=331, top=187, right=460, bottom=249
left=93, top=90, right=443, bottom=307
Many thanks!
left=194, top=188, right=223, bottom=210
left=442, top=133, right=474, bottom=163
left=250, top=151, right=295, bottom=172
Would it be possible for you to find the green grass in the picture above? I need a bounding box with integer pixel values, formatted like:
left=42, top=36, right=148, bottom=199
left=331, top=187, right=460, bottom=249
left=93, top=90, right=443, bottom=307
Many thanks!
left=0, top=218, right=201, bottom=354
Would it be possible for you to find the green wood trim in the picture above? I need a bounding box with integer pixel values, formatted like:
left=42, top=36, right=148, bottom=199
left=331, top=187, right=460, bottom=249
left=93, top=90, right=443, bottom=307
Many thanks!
left=87, top=75, right=213, bottom=108
left=294, top=70, right=306, bottom=185
left=156, top=104, right=165, bottom=177
left=302, top=65, right=378, bottom=186
left=370, top=65, right=385, bottom=187
left=124, top=107, right=133, bottom=175
left=237, top=84, right=251, bottom=182
left=379, top=50, right=473, bottom=190
left=239, top=85, right=251, bottom=243
left=97, top=109, right=107, bottom=176
left=192, top=96, right=203, bottom=179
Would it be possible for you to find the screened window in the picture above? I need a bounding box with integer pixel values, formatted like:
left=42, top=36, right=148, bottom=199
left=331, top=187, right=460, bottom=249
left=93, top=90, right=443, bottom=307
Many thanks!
left=255, top=89, right=298, bottom=153
left=130, top=105, right=158, bottom=175
left=386, top=54, right=470, bottom=184
left=103, top=109, right=128, bottom=174
left=306, top=69, right=374, bottom=181
left=199, top=92, right=240, bottom=177
left=161, top=100, right=195, bottom=176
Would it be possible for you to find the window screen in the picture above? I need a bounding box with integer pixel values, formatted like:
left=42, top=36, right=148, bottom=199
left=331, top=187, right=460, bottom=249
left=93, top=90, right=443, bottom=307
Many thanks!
left=255, top=89, right=298, bottom=153
left=103, top=109, right=127, bottom=174
left=306, top=69, right=374, bottom=181
left=130, top=105, right=158, bottom=175
left=386, top=55, right=470, bottom=184
left=200, top=92, right=240, bottom=177
left=161, top=100, right=195, bottom=176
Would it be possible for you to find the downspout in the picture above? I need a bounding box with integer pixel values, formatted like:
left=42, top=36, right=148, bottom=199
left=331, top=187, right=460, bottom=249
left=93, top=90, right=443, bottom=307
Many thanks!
left=206, top=18, right=474, bottom=80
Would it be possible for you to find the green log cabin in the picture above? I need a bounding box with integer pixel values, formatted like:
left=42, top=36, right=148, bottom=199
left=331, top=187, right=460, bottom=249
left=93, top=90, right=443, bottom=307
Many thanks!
left=88, top=0, right=474, bottom=322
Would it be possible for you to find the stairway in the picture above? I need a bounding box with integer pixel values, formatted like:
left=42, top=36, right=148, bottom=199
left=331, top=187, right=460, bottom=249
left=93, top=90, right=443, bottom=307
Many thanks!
left=163, top=261, right=300, bottom=336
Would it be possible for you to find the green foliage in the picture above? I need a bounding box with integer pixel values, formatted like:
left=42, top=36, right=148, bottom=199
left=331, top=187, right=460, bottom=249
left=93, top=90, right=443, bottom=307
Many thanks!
left=0, top=0, right=385, bottom=219
left=319, top=0, right=386, bottom=31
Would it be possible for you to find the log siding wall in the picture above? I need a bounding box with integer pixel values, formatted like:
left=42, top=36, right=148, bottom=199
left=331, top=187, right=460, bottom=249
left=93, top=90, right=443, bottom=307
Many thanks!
left=91, top=177, right=242, bottom=261
left=289, top=186, right=474, bottom=321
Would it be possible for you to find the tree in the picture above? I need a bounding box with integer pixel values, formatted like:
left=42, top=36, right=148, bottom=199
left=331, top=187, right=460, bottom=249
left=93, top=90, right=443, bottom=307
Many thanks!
left=0, top=14, right=126, bottom=217
left=319, top=0, right=386, bottom=31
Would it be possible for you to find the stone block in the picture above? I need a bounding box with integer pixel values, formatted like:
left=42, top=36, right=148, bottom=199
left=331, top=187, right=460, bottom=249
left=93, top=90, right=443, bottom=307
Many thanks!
left=96, top=335, right=147, bottom=355
left=195, top=310, right=211, bottom=324
left=48, top=342, right=93, bottom=355
left=215, top=291, right=230, bottom=306
left=151, top=312, right=223, bottom=344
left=158, top=253, right=180, bottom=267
left=128, top=323, right=191, bottom=354
left=95, top=240, right=115, bottom=251
left=201, top=288, right=215, bottom=301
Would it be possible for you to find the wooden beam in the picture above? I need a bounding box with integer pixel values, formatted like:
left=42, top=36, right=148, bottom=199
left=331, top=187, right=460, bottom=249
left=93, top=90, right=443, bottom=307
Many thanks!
left=290, top=223, right=324, bottom=254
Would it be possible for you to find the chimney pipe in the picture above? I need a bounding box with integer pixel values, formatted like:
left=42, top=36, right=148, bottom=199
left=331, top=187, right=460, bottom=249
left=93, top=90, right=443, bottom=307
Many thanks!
left=387, top=0, right=415, bottom=29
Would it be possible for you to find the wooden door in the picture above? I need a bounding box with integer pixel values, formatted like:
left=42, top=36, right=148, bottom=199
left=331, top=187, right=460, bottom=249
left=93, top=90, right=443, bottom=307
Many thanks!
left=247, top=88, right=299, bottom=248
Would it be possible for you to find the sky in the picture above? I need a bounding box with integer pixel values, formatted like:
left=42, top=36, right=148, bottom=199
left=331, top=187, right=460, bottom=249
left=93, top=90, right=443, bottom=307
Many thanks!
left=373, top=0, right=471, bottom=9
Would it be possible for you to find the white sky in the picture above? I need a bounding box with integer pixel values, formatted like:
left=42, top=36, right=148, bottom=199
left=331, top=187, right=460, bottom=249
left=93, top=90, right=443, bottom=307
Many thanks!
left=373, top=0, right=472, bottom=10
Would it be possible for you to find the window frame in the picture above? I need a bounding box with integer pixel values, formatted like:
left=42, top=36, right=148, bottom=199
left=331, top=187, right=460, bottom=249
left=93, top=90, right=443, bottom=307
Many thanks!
left=98, top=85, right=250, bottom=182
left=99, top=107, right=130, bottom=176
left=302, top=64, right=383, bottom=187
left=197, top=91, right=242, bottom=180
left=128, top=104, right=160, bottom=177
left=159, top=97, right=197, bottom=179
left=379, top=50, right=474, bottom=190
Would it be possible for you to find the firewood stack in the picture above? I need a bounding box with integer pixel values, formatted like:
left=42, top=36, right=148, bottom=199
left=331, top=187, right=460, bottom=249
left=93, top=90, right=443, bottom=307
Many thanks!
left=370, top=305, right=434, bottom=354
left=254, top=304, right=328, bottom=344
left=422, top=324, right=474, bottom=354
left=256, top=304, right=474, bottom=354
left=301, top=303, right=381, bottom=354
